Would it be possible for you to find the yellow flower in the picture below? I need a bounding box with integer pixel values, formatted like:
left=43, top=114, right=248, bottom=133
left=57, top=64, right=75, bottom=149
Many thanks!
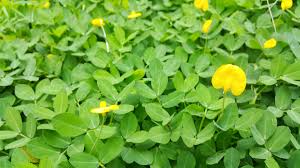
left=194, top=0, right=209, bottom=12
left=42, top=1, right=50, bottom=8
left=128, top=11, right=142, bottom=19
left=263, top=38, right=277, bottom=49
left=212, top=64, right=246, bottom=96
left=91, top=18, right=105, bottom=27
left=281, top=0, right=293, bottom=10
left=202, top=19, right=212, bottom=33
left=90, top=101, right=119, bottom=115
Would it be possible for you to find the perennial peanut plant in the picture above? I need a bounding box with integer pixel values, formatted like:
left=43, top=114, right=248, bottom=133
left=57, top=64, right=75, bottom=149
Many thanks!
left=1, top=0, right=300, bottom=168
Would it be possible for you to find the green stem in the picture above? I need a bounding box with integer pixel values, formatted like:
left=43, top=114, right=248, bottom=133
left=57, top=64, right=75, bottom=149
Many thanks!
left=222, top=92, right=226, bottom=112
left=204, top=35, right=208, bottom=53
left=109, top=113, right=114, bottom=125
left=266, top=0, right=277, bottom=32
left=287, top=9, right=300, bottom=19
left=199, top=108, right=208, bottom=132
left=217, top=92, right=226, bottom=122
left=101, top=26, right=110, bottom=53
left=99, top=162, right=106, bottom=168
left=250, top=86, right=267, bottom=104
left=0, top=150, right=9, bottom=155
left=89, top=116, right=106, bottom=154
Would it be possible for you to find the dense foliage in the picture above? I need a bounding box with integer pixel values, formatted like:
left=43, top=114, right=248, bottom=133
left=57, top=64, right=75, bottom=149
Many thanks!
left=1, top=0, right=300, bottom=168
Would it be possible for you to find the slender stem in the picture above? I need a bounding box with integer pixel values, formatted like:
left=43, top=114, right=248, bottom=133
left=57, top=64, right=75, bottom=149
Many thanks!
left=0, top=150, right=9, bottom=155
left=287, top=9, right=300, bottom=19
left=217, top=92, right=226, bottom=122
left=99, top=162, right=106, bottom=168
left=101, top=26, right=110, bottom=53
left=250, top=85, right=267, bottom=104
left=89, top=115, right=106, bottom=154
left=109, top=113, right=114, bottom=125
left=199, top=108, right=208, bottom=132
left=204, top=35, right=208, bottom=53
left=270, top=0, right=279, bottom=8
left=222, top=92, right=226, bottom=112
left=266, top=0, right=277, bottom=32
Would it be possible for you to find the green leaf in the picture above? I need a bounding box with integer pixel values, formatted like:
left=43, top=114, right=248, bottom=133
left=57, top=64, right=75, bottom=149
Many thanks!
left=217, top=103, right=238, bottom=131
left=270, top=56, right=287, bottom=78
left=121, top=147, right=153, bottom=165
left=114, top=26, right=126, bottom=45
left=266, top=126, right=291, bottom=152
left=120, top=113, right=138, bottom=138
left=126, top=131, right=148, bottom=143
left=161, top=91, right=184, bottom=108
left=113, top=104, right=134, bottom=115
left=98, top=137, right=124, bottom=164
left=224, top=148, right=240, bottom=168
left=143, top=103, right=171, bottom=125
left=265, top=156, right=280, bottom=168
left=0, top=131, right=19, bottom=140
left=52, top=113, right=88, bottom=137
left=75, top=82, right=91, bottom=102
left=181, top=113, right=196, bottom=148
left=255, top=110, right=277, bottom=141
left=150, top=59, right=168, bottom=96
left=195, top=123, right=216, bottom=145
left=287, top=110, right=300, bottom=124
left=183, top=73, right=199, bottom=92
left=288, top=150, right=300, bottom=168
left=39, top=157, right=55, bottom=168
left=152, top=149, right=171, bottom=168
left=84, top=131, right=103, bottom=156
left=251, top=126, right=265, bottom=145
left=14, top=162, right=37, bottom=168
left=0, top=157, right=11, bottom=168
left=283, top=61, right=300, bottom=80
left=149, top=126, right=170, bottom=144
left=206, top=152, right=225, bottom=165
left=135, top=81, right=157, bottom=99
left=42, top=130, right=71, bottom=148
left=53, top=90, right=68, bottom=113
left=235, top=108, right=263, bottom=131
left=275, top=85, right=291, bottom=110
left=173, top=72, right=184, bottom=91
left=196, top=83, right=211, bottom=107
left=249, top=147, right=271, bottom=159
left=117, top=81, right=135, bottom=102
left=67, top=142, right=84, bottom=157
left=25, top=114, right=36, bottom=138
left=4, top=107, right=22, bottom=133
left=4, top=137, right=30, bottom=150
left=69, top=152, right=98, bottom=168
left=15, top=84, right=36, bottom=100
left=97, top=80, right=118, bottom=101
left=26, top=138, right=60, bottom=159
left=258, top=75, right=277, bottom=85
left=87, top=47, right=110, bottom=68
left=176, top=151, right=196, bottom=168
left=195, top=55, right=210, bottom=74
left=93, top=125, right=117, bottom=139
